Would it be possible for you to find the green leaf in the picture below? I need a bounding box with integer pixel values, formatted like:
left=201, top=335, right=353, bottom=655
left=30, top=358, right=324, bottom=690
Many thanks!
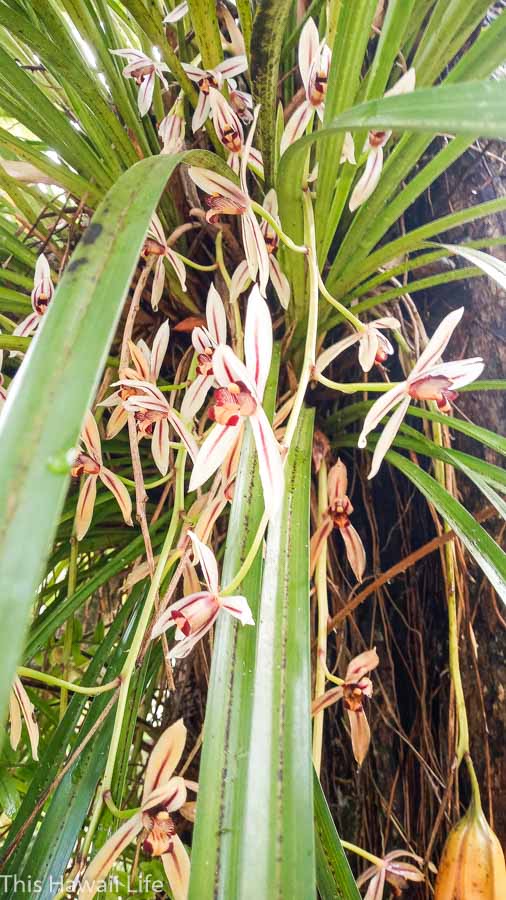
left=187, top=0, right=223, bottom=69
left=314, top=770, right=361, bottom=900
left=238, top=408, right=316, bottom=899
left=386, top=450, right=506, bottom=603
left=0, top=149, right=224, bottom=732
left=251, top=0, right=294, bottom=186
left=437, top=243, right=506, bottom=291
left=189, top=346, right=280, bottom=899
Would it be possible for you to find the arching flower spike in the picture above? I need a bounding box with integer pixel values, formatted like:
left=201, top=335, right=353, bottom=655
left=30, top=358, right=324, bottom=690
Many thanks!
left=143, top=214, right=187, bottom=309
left=78, top=720, right=191, bottom=900
left=357, top=850, right=425, bottom=900
left=358, top=307, right=484, bottom=479
left=189, top=287, right=283, bottom=516
left=310, top=459, right=366, bottom=582
left=312, top=649, right=379, bottom=766
left=110, top=49, right=169, bottom=116
left=72, top=411, right=133, bottom=541
left=316, top=316, right=400, bottom=374
left=151, top=531, right=254, bottom=658
left=181, top=284, right=227, bottom=420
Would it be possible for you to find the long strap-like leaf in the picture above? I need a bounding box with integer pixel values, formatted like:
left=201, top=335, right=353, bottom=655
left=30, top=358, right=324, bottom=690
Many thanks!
left=238, top=408, right=316, bottom=899
left=314, top=770, right=361, bottom=900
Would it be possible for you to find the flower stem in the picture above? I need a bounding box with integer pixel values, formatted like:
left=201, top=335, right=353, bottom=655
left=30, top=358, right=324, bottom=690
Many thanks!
left=59, top=535, right=78, bottom=718
left=173, top=251, right=218, bottom=272
left=221, top=510, right=268, bottom=596
left=340, top=839, right=384, bottom=867
left=17, top=667, right=120, bottom=696
left=317, top=271, right=364, bottom=331
left=316, top=373, right=400, bottom=394
left=103, top=791, right=140, bottom=820
left=250, top=200, right=307, bottom=255
left=312, top=460, right=329, bottom=776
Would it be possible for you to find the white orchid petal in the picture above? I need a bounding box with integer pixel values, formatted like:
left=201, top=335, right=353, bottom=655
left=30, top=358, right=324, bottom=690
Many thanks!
left=244, top=285, right=273, bottom=400
left=75, top=475, right=97, bottom=542
left=280, top=102, right=314, bottom=156
left=213, top=344, right=257, bottom=396
left=137, top=70, right=155, bottom=116
left=250, top=407, right=284, bottom=518
left=241, top=211, right=270, bottom=295
left=357, top=383, right=407, bottom=448
left=188, top=530, right=219, bottom=594
left=315, top=333, right=361, bottom=373
left=189, top=423, right=240, bottom=491
left=99, top=468, right=133, bottom=526
left=206, top=284, right=227, bottom=344
left=166, top=247, right=187, bottom=292
left=188, top=166, right=247, bottom=206
left=349, top=147, right=383, bottom=212
left=410, top=307, right=464, bottom=377
left=151, top=418, right=170, bottom=475
left=150, top=320, right=170, bottom=380
left=367, top=396, right=411, bottom=479
left=221, top=594, right=255, bottom=626
left=358, top=330, right=379, bottom=373
left=298, top=17, right=320, bottom=95
left=180, top=373, right=214, bottom=420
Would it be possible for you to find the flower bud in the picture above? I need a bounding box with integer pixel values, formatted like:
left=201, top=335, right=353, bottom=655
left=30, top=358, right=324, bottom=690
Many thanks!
left=435, top=802, right=506, bottom=899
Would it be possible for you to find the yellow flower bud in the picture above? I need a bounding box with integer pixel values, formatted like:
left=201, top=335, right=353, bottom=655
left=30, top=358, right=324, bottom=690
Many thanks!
left=435, top=801, right=506, bottom=899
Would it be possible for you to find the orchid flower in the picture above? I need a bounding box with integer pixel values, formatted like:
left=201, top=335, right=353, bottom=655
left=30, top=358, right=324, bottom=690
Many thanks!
left=163, top=1, right=188, bottom=24
left=219, top=5, right=247, bottom=57
left=110, top=49, right=169, bottom=116
left=182, top=56, right=247, bottom=133
left=102, top=320, right=170, bottom=439
left=189, top=165, right=269, bottom=295
left=121, top=380, right=198, bottom=474
left=143, top=213, right=187, bottom=309
left=280, top=18, right=331, bottom=154
left=12, top=253, right=54, bottom=346
left=228, top=189, right=290, bottom=308
left=349, top=68, right=416, bottom=211
left=358, top=307, right=484, bottom=479
left=357, top=850, right=425, bottom=900
left=159, top=98, right=185, bottom=154
left=9, top=676, right=39, bottom=761
left=188, top=286, right=284, bottom=517
left=310, top=459, right=366, bottom=582
left=78, top=720, right=191, bottom=900
left=152, top=531, right=254, bottom=658
left=316, top=316, right=401, bottom=375
left=312, top=649, right=379, bottom=766
left=181, top=284, right=227, bottom=420
left=71, top=411, right=133, bottom=541
left=208, top=86, right=244, bottom=156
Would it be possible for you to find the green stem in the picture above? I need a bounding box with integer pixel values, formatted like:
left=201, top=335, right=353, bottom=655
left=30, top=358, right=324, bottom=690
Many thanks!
left=251, top=200, right=308, bottom=255
left=221, top=510, right=269, bottom=596
left=324, top=669, right=345, bottom=688
left=340, top=840, right=383, bottom=867
left=316, top=373, right=400, bottom=394
left=104, top=791, right=140, bottom=820
left=317, top=269, right=364, bottom=331
left=17, top=667, right=120, bottom=696
left=173, top=251, right=218, bottom=272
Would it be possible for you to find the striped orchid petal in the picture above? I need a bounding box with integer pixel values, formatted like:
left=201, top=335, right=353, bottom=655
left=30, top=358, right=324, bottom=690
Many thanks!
left=163, top=0, right=188, bottom=24
left=182, top=63, right=207, bottom=82
left=229, top=259, right=251, bottom=302
left=215, top=55, right=248, bottom=80
left=192, top=90, right=211, bottom=132
left=188, top=530, right=219, bottom=594
left=78, top=813, right=143, bottom=900
left=188, top=166, right=247, bottom=209
left=315, top=333, right=361, bottom=373
left=31, top=253, right=54, bottom=309
left=99, top=467, right=133, bottom=526
left=152, top=591, right=217, bottom=640
left=244, top=285, right=273, bottom=400
left=162, top=835, right=191, bottom=900
left=328, top=458, right=348, bottom=500
left=151, top=256, right=166, bottom=310
left=312, top=685, right=344, bottom=717
left=410, top=307, right=464, bottom=377
left=137, top=69, right=156, bottom=116
left=358, top=329, right=380, bottom=373
left=414, top=357, right=484, bottom=391
left=298, top=17, right=320, bottom=96
left=10, top=676, right=39, bottom=760
left=189, top=423, right=241, bottom=491
left=165, top=407, right=199, bottom=461
left=143, top=719, right=187, bottom=801
left=12, top=311, right=40, bottom=340
left=142, top=776, right=187, bottom=815
left=180, top=372, right=214, bottom=420
left=166, top=247, right=187, bottom=292
left=150, top=320, right=170, bottom=380
left=349, top=147, right=383, bottom=212
left=280, top=101, right=314, bottom=156
left=340, top=523, right=366, bottom=582
left=206, top=284, right=227, bottom=345
left=346, top=648, right=379, bottom=683
left=249, top=406, right=284, bottom=518
left=268, top=255, right=291, bottom=309
left=105, top=404, right=128, bottom=439
left=151, top=417, right=170, bottom=475
left=213, top=344, right=257, bottom=397
left=367, top=395, right=411, bottom=479
left=222, top=595, right=255, bottom=626
left=309, top=517, right=334, bottom=576
left=128, top=340, right=151, bottom=380
left=75, top=474, right=97, bottom=541
left=347, top=708, right=371, bottom=766
left=358, top=383, right=407, bottom=450
left=241, top=210, right=270, bottom=295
